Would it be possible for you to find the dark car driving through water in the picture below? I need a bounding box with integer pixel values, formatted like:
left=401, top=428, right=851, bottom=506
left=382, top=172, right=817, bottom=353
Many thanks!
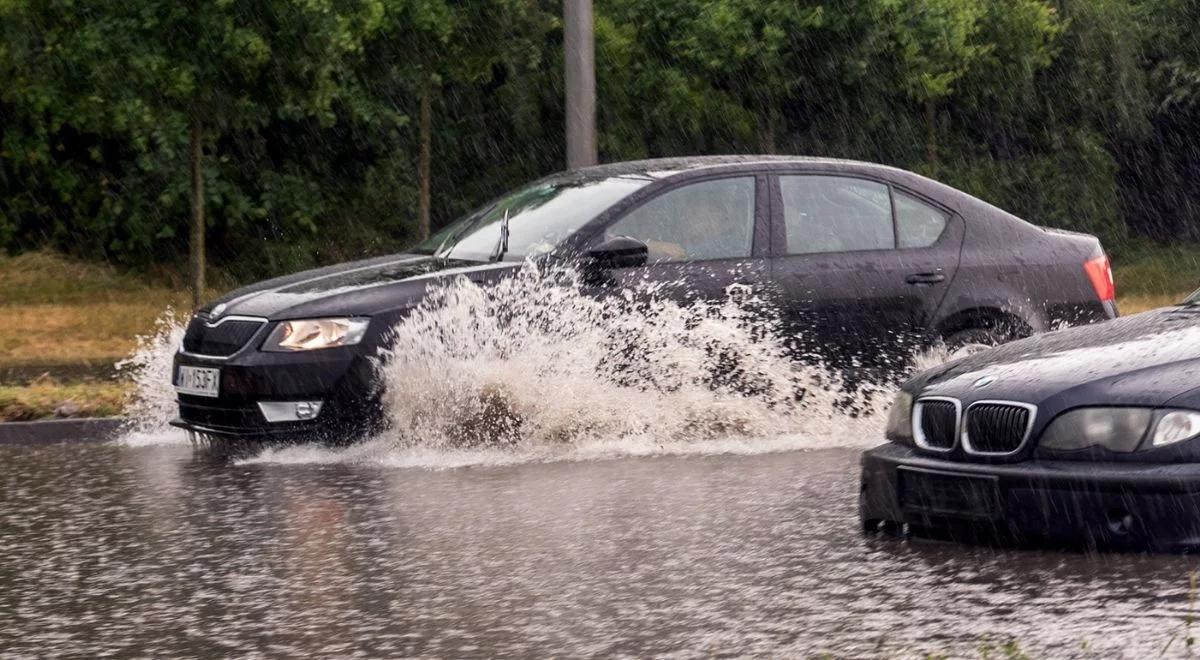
left=861, top=295, right=1200, bottom=551
left=172, top=156, right=1117, bottom=442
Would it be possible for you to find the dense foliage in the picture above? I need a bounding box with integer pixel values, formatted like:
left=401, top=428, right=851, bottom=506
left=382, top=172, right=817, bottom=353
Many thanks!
left=0, top=0, right=1195, bottom=282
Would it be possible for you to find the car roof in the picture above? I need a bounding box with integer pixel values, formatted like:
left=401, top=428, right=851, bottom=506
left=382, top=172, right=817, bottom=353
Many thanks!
left=547, top=155, right=1042, bottom=235
left=559, top=155, right=882, bottom=182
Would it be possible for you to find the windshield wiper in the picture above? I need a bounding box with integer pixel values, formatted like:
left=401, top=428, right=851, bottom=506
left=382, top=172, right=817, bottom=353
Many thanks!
left=433, top=223, right=472, bottom=261
left=430, top=203, right=498, bottom=260
left=489, top=208, right=511, bottom=262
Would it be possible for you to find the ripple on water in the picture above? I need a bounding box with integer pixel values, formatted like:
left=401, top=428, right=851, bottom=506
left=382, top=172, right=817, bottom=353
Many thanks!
left=1, top=444, right=1196, bottom=658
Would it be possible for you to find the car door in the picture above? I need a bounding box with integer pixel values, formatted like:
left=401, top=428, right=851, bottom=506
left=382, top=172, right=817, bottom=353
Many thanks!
left=590, top=174, right=772, bottom=308
left=768, top=173, right=964, bottom=371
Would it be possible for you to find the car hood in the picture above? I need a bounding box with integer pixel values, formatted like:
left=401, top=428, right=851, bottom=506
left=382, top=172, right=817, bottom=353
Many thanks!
left=201, top=254, right=520, bottom=319
left=916, top=307, right=1200, bottom=409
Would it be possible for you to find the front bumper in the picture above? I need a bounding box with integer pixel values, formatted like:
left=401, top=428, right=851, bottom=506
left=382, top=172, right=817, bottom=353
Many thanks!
left=860, top=443, right=1200, bottom=551
left=171, top=345, right=382, bottom=441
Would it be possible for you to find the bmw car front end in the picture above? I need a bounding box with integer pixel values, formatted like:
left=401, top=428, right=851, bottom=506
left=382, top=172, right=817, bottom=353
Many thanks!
left=860, top=307, right=1200, bottom=551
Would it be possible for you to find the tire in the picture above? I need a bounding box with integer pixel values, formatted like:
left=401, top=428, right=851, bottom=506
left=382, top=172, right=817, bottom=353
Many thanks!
left=943, top=326, right=1012, bottom=354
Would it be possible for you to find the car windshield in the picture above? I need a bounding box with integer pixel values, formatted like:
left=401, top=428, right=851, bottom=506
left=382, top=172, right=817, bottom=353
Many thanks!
left=412, top=175, right=653, bottom=262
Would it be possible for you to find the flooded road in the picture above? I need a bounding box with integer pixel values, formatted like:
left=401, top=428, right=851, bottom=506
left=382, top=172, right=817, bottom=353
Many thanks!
left=2, top=440, right=1198, bottom=658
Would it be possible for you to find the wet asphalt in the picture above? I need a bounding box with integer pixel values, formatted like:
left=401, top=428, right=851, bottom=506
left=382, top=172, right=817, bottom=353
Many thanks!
left=1, top=441, right=1197, bottom=658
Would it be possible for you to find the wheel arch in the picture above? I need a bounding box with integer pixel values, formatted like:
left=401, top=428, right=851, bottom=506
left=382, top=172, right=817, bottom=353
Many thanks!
left=935, top=306, right=1034, bottom=341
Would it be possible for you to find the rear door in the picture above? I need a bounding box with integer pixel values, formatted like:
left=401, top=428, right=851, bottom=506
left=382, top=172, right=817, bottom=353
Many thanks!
left=768, top=173, right=963, bottom=370
left=593, top=174, right=771, bottom=307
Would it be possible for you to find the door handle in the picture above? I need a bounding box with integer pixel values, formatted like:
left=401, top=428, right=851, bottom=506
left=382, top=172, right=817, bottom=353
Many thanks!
left=905, top=272, right=946, bottom=285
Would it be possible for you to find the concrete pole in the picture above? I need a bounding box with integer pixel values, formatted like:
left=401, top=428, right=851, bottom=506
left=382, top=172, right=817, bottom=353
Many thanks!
left=564, top=0, right=597, bottom=169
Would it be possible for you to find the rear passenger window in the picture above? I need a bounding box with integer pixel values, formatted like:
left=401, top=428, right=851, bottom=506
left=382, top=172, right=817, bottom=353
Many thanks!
left=895, top=192, right=948, bottom=248
left=779, top=176, right=893, bottom=254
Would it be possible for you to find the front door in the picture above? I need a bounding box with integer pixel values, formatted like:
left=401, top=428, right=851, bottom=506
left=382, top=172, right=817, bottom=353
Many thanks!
left=581, top=175, right=776, bottom=386
left=768, top=174, right=963, bottom=373
left=594, top=174, right=772, bottom=309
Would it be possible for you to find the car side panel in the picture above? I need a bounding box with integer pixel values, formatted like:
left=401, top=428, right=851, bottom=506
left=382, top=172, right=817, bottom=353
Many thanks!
left=933, top=209, right=1111, bottom=336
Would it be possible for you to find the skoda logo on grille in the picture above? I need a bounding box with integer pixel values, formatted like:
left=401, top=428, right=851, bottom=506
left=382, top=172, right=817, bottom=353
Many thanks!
left=211, top=303, right=227, bottom=318
left=972, top=375, right=996, bottom=389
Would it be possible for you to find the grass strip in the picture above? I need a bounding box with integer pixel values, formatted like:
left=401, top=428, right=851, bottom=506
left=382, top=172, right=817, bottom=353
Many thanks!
left=0, top=379, right=129, bottom=422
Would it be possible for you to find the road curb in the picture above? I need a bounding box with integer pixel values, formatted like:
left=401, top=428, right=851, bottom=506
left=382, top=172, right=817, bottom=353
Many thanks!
left=0, top=417, right=125, bottom=444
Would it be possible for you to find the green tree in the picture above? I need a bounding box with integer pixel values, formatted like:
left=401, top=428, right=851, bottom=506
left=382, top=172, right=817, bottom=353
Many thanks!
left=1, top=0, right=1196, bottom=283
left=880, top=0, right=990, bottom=172
left=367, top=0, right=551, bottom=240
left=596, top=0, right=825, bottom=157
left=944, top=0, right=1144, bottom=238
left=1, top=0, right=385, bottom=306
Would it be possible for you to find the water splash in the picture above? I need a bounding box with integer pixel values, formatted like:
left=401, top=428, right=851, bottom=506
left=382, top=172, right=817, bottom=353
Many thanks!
left=114, top=310, right=189, bottom=446
left=113, top=265, right=960, bottom=466
left=248, top=264, right=919, bottom=468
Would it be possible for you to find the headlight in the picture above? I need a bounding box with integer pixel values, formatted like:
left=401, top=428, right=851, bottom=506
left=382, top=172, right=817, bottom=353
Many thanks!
left=262, top=318, right=370, bottom=352
left=885, top=390, right=914, bottom=444
left=1151, top=410, right=1200, bottom=447
left=1039, top=407, right=1154, bottom=452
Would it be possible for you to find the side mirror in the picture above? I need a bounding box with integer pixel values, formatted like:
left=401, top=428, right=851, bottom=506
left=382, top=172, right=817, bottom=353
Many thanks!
left=586, top=236, right=649, bottom=270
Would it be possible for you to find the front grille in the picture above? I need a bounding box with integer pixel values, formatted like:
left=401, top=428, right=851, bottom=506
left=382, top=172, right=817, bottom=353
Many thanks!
left=179, top=401, right=263, bottom=430
left=964, top=403, right=1033, bottom=454
left=182, top=317, right=265, bottom=356
left=915, top=399, right=958, bottom=450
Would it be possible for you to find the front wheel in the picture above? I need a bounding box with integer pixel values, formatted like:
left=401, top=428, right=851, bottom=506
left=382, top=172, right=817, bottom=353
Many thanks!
left=943, top=326, right=1013, bottom=353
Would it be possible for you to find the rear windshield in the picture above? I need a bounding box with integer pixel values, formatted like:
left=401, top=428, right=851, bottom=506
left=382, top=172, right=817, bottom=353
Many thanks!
left=413, top=175, right=653, bottom=262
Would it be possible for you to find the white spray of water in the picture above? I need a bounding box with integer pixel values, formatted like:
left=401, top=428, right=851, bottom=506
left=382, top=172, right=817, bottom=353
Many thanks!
left=114, top=264, right=961, bottom=467
left=113, top=310, right=190, bottom=447
left=248, top=264, right=944, bottom=468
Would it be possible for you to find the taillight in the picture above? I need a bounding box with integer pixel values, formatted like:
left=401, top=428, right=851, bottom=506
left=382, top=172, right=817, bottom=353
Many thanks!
left=1083, top=254, right=1115, bottom=302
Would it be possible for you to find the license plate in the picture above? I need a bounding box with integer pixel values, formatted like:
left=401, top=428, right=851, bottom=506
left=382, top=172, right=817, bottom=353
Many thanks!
left=176, top=366, right=220, bottom=398
left=898, top=467, right=1001, bottom=521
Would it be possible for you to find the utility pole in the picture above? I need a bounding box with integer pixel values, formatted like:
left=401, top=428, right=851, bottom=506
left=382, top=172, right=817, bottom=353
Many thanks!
left=564, top=0, right=597, bottom=169
left=188, top=118, right=205, bottom=310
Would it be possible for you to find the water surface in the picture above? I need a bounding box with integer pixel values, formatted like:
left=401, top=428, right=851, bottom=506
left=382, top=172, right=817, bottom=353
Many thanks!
left=2, top=441, right=1196, bottom=657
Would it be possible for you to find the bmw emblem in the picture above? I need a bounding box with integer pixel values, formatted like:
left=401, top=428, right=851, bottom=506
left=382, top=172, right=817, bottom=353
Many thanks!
left=211, top=303, right=227, bottom=318
left=972, top=375, right=996, bottom=389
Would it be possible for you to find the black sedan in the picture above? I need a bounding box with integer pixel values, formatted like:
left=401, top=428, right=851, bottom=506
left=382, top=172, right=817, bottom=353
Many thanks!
left=172, top=156, right=1116, bottom=441
left=861, top=299, right=1200, bottom=551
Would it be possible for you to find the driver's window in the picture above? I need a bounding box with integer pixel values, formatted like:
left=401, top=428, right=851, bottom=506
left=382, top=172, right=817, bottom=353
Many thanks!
left=605, top=177, right=755, bottom=263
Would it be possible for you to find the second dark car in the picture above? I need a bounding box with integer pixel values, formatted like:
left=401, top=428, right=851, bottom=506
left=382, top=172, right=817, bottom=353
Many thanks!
left=860, top=298, right=1200, bottom=551
left=172, top=156, right=1117, bottom=441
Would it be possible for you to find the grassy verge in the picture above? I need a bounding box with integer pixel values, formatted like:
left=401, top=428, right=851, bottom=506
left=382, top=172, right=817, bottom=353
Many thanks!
left=1112, top=239, right=1200, bottom=313
left=0, top=251, right=192, bottom=371
left=0, top=251, right=191, bottom=421
left=0, top=379, right=129, bottom=422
